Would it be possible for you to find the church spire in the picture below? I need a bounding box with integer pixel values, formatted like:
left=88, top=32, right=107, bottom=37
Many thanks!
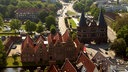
left=98, top=9, right=107, bottom=27
left=79, top=10, right=87, bottom=27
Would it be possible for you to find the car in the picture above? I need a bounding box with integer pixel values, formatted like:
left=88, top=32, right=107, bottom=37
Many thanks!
left=16, top=52, right=21, bottom=56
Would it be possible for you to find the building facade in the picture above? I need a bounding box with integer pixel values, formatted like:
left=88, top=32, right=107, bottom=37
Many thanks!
left=77, top=10, right=107, bottom=44
left=21, top=30, right=83, bottom=64
left=15, top=8, right=41, bottom=22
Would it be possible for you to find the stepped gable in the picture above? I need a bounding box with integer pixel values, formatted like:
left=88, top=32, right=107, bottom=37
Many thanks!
left=34, top=39, right=46, bottom=52
left=62, top=29, right=71, bottom=42
left=47, top=65, right=59, bottom=72
left=76, top=51, right=95, bottom=72
left=48, top=32, right=62, bottom=45
left=79, top=10, right=87, bottom=27
left=98, top=9, right=107, bottom=27
left=61, top=58, right=77, bottom=72
left=21, top=35, right=34, bottom=51
left=36, top=35, right=45, bottom=44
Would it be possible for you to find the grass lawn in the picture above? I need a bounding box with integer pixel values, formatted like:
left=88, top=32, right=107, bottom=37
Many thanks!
left=67, top=10, right=76, bottom=16
left=68, top=18, right=77, bottom=29
left=7, top=56, right=22, bottom=67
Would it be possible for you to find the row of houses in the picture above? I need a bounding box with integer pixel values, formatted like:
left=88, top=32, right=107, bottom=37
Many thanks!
left=21, top=30, right=83, bottom=64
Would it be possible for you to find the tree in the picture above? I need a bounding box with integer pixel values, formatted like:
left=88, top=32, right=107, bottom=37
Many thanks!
left=45, top=15, right=56, bottom=30
left=10, top=19, right=21, bottom=34
left=36, top=21, right=44, bottom=34
left=0, top=40, right=7, bottom=67
left=38, top=10, right=49, bottom=23
left=24, top=20, right=37, bottom=33
left=117, top=25, right=128, bottom=46
left=50, top=24, right=56, bottom=34
left=12, top=54, right=18, bottom=63
left=113, top=15, right=128, bottom=32
left=0, top=16, right=3, bottom=28
left=110, top=38, right=127, bottom=57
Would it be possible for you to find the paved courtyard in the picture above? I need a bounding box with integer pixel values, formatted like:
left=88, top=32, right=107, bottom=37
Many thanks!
left=8, top=45, right=21, bottom=56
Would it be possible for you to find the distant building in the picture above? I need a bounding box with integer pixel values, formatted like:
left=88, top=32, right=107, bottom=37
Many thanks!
left=15, top=8, right=42, bottom=22
left=77, top=10, right=107, bottom=44
left=41, top=0, right=57, bottom=3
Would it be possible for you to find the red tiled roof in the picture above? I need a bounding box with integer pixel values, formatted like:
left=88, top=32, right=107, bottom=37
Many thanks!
left=21, top=35, right=34, bottom=51
left=62, top=29, right=70, bottom=42
left=61, top=58, right=77, bottom=72
left=36, top=35, right=45, bottom=44
left=48, top=32, right=62, bottom=45
left=76, top=51, right=95, bottom=72
left=48, top=65, right=59, bottom=72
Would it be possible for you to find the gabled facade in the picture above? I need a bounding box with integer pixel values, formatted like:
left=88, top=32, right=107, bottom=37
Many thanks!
left=21, top=35, right=35, bottom=62
left=48, top=30, right=76, bottom=61
left=21, top=35, right=48, bottom=63
left=77, top=9, right=107, bottom=44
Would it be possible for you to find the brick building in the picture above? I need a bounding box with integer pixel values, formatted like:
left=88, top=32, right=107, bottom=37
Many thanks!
left=77, top=10, right=107, bottom=44
left=21, top=30, right=83, bottom=64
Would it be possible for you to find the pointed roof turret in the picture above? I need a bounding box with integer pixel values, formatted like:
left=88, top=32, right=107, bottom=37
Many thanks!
left=79, top=10, right=87, bottom=27
left=98, top=9, right=107, bottom=27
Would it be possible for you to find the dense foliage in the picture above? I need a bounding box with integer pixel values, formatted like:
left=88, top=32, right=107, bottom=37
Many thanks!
left=0, top=0, right=62, bottom=18
left=110, top=15, right=128, bottom=58
left=0, top=40, right=7, bottom=67
left=73, top=0, right=93, bottom=12
left=110, top=38, right=127, bottom=57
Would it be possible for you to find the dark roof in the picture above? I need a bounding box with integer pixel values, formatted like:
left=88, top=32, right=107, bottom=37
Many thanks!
left=98, top=9, right=107, bottom=27
left=92, top=51, right=113, bottom=65
left=61, top=58, right=77, bottom=72
left=79, top=11, right=87, bottom=27
left=15, top=8, right=41, bottom=14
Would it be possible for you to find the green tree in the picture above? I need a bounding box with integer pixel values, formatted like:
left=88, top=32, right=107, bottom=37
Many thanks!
left=0, top=16, right=3, bottom=28
left=50, top=24, right=56, bottom=34
left=110, top=38, right=127, bottom=57
left=113, top=16, right=128, bottom=32
left=0, top=40, right=7, bottom=67
left=45, top=15, right=56, bottom=30
left=25, top=20, right=37, bottom=33
left=36, top=21, right=44, bottom=34
left=10, top=19, right=21, bottom=34
left=12, top=54, right=18, bottom=63
left=38, top=10, right=49, bottom=23
left=117, top=25, right=128, bottom=46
